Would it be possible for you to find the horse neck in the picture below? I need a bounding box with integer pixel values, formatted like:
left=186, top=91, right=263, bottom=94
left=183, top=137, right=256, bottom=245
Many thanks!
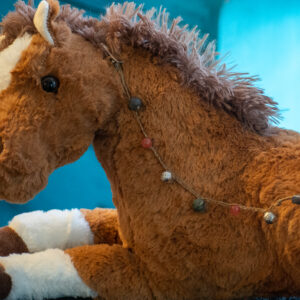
left=93, top=47, right=268, bottom=209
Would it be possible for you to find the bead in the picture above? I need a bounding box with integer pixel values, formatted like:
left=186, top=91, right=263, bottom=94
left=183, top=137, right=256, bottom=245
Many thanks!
left=193, top=198, right=206, bottom=212
left=292, top=195, right=300, bottom=205
left=263, top=211, right=276, bottom=224
left=141, top=138, right=152, bottom=149
left=161, top=171, right=172, bottom=182
left=230, top=205, right=240, bottom=216
left=128, top=97, right=143, bottom=111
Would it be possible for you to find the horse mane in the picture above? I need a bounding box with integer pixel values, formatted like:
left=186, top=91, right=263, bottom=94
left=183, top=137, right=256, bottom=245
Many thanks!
left=0, top=1, right=280, bottom=135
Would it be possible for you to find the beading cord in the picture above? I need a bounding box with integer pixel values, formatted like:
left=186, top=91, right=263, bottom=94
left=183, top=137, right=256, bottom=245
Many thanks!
left=101, top=43, right=298, bottom=222
left=135, top=109, right=293, bottom=214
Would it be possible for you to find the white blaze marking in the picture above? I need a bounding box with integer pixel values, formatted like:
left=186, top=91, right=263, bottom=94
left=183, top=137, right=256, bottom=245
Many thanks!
left=0, top=33, right=33, bottom=92
left=9, top=209, right=94, bottom=252
left=0, top=249, right=98, bottom=299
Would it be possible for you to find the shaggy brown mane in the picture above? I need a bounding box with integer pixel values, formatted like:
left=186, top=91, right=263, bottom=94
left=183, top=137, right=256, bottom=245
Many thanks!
left=0, top=1, right=280, bottom=135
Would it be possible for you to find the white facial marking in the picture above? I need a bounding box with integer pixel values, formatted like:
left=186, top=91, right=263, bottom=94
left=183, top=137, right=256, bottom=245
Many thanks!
left=33, top=0, right=55, bottom=45
left=0, top=249, right=98, bottom=299
left=9, top=209, right=94, bottom=252
left=0, top=33, right=33, bottom=93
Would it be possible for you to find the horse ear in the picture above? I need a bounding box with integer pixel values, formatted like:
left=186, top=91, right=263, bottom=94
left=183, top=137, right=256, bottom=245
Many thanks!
left=33, top=0, right=60, bottom=46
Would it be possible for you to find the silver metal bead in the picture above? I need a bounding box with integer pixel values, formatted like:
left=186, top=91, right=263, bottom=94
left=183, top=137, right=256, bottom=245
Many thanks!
left=263, top=211, right=276, bottom=224
left=161, top=171, right=172, bottom=182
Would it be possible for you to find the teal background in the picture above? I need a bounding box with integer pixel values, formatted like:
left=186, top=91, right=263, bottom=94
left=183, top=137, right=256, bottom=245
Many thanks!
left=219, top=0, right=300, bottom=131
left=0, top=0, right=300, bottom=234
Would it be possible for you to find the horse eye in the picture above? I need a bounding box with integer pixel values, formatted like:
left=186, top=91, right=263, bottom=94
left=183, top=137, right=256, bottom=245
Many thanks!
left=41, top=76, right=60, bottom=93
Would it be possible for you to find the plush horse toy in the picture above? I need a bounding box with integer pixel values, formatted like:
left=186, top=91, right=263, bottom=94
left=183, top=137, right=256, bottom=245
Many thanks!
left=0, top=0, right=299, bottom=299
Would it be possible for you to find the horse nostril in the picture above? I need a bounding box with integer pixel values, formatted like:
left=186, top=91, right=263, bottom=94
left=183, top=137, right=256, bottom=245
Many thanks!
left=0, top=137, right=3, bottom=154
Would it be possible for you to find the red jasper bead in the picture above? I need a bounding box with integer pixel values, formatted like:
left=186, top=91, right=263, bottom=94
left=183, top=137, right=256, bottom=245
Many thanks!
left=230, top=205, right=241, bottom=216
left=141, top=138, right=152, bottom=148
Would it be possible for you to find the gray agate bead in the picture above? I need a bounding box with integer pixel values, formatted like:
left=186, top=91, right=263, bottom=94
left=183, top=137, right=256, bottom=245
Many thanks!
left=128, top=97, right=143, bottom=111
left=292, top=195, right=300, bottom=205
left=193, top=198, right=206, bottom=212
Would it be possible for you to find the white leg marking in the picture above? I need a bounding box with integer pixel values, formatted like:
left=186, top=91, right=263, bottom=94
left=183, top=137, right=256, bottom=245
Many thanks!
left=9, top=209, right=94, bottom=252
left=0, top=249, right=97, bottom=299
left=0, top=33, right=32, bottom=92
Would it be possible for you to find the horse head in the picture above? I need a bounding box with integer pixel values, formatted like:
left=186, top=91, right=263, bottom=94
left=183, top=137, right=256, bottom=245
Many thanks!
left=0, top=0, right=119, bottom=202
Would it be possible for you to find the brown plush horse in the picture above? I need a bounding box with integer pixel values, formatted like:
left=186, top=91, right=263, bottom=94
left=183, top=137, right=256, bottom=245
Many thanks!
left=0, top=0, right=299, bottom=299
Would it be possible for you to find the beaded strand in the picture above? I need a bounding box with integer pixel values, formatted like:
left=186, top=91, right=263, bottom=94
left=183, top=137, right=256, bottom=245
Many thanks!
left=101, top=43, right=300, bottom=224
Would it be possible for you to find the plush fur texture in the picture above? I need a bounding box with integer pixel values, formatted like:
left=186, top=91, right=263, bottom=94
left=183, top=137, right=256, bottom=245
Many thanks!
left=0, top=249, right=97, bottom=299
left=0, top=227, right=28, bottom=256
left=0, top=264, right=11, bottom=300
left=0, top=33, right=32, bottom=92
left=81, top=208, right=121, bottom=245
left=33, top=0, right=55, bottom=45
left=9, top=209, right=94, bottom=252
left=0, top=0, right=299, bottom=299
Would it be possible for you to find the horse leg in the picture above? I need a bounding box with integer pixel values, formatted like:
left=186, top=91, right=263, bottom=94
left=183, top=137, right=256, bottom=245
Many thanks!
left=0, top=245, right=154, bottom=300
left=65, top=244, right=154, bottom=299
left=81, top=208, right=121, bottom=245
left=0, top=208, right=120, bottom=256
left=0, top=227, right=28, bottom=256
left=0, top=249, right=97, bottom=299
